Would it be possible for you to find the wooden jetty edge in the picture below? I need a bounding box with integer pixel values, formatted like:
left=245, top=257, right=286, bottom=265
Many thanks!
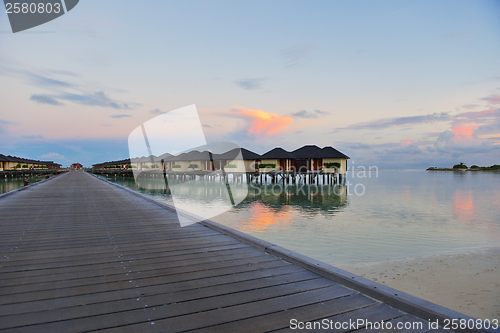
left=0, top=172, right=495, bottom=333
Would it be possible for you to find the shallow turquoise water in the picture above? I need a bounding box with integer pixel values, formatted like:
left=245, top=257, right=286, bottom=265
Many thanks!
left=101, top=170, right=500, bottom=265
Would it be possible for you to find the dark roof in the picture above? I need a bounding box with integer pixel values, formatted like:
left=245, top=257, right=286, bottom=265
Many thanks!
left=132, top=155, right=158, bottom=163
left=290, top=145, right=322, bottom=158
left=170, top=150, right=204, bottom=161
left=260, top=147, right=294, bottom=159
left=240, top=148, right=261, bottom=160
left=214, top=148, right=261, bottom=161
left=157, top=153, right=173, bottom=161
left=310, top=147, right=350, bottom=159
left=0, top=154, right=60, bottom=166
left=93, top=158, right=132, bottom=167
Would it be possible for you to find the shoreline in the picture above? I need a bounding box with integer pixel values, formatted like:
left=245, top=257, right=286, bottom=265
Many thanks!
left=336, top=247, right=500, bottom=320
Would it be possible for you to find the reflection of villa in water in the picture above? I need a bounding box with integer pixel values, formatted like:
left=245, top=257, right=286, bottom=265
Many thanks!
left=245, top=184, right=347, bottom=214
left=130, top=175, right=347, bottom=215
left=92, top=145, right=350, bottom=183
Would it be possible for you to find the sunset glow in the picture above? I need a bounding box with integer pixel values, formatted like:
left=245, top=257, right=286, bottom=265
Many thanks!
left=236, top=107, right=294, bottom=137
left=453, top=190, right=475, bottom=220
left=243, top=201, right=293, bottom=233
left=401, top=139, right=411, bottom=147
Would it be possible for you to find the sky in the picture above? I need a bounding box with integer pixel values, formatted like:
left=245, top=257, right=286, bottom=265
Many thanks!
left=1, top=0, right=499, bottom=168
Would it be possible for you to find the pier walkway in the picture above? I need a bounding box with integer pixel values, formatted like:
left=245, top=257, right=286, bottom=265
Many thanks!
left=0, top=172, right=484, bottom=332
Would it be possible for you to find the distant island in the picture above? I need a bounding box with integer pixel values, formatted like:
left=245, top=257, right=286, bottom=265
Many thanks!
left=427, top=162, right=500, bottom=171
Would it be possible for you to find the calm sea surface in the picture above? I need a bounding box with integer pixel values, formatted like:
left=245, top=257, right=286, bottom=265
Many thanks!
left=0, top=176, right=49, bottom=195
left=101, top=170, right=500, bottom=266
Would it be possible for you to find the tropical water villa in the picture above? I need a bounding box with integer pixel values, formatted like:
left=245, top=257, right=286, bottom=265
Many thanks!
left=0, top=154, right=62, bottom=171
left=259, top=145, right=349, bottom=174
left=93, top=145, right=349, bottom=175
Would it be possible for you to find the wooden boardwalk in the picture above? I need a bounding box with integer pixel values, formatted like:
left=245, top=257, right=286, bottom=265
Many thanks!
left=0, top=172, right=485, bottom=332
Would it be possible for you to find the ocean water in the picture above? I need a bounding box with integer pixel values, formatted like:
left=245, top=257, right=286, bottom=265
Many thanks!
left=0, top=176, right=48, bottom=195
left=83, top=171, right=500, bottom=265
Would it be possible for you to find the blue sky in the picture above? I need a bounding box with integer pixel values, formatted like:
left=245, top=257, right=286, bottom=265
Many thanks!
left=1, top=0, right=499, bottom=168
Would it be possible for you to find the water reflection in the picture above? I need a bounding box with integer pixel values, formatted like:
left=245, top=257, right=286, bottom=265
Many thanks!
left=0, top=177, right=46, bottom=194
left=453, top=190, right=475, bottom=220
left=244, top=201, right=293, bottom=233
left=109, top=177, right=347, bottom=228
left=237, top=184, right=347, bottom=232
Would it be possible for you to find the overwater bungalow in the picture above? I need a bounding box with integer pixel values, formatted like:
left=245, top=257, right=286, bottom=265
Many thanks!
left=93, top=145, right=349, bottom=175
left=217, top=147, right=262, bottom=172
left=259, top=148, right=295, bottom=172
left=164, top=150, right=213, bottom=172
left=260, top=145, right=349, bottom=174
left=309, top=146, right=349, bottom=174
left=0, top=154, right=62, bottom=171
left=93, top=158, right=132, bottom=170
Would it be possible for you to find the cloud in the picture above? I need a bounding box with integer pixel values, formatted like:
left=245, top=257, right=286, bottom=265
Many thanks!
left=462, top=104, right=480, bottom=110
left=30, top=94, right=64, bottom=105
left=480, top=94, right=500, bottom=105
left=234, top=78, right=266, bottom=90
left=1, top=63, right=140, bottom=110
left=150, top=108, right=164, bottom=114
left=218, top=107, right=294, bottom=139
left=454, top=108, right=500, bottom=137
left=29, top=91, right=136, bottom=109
left=336, top=112, right=452, bottom=131
left=60, top=91, right=134, bottom=109
left=49, top=69, right=79, bottom=77
left=29, top=73, right=73, bottom=88
left=0, top=119, right=16, bottom=134
left=202, top=124, right=212, bottom=128
left=40, top=152, right=66, bottom=160
left=400, top=139, right=411, bottom=147
left=2, top=68, right=74, bottom=89
left=385, top=140, right=423, bottom=155
left=434, top=127, right=495, bottom=154
left=291, top=109, right=330, bottom=119
left=340, top=142, right=373, bottom=150
left=281, top=43, right=314, bottom=68
left=22, top=135, right=44, bottom=140
left=109, top=114, right=132, bottom=119
left=455, top=108, right=500, bottom=121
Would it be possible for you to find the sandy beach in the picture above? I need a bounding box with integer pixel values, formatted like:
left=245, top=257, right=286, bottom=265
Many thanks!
left=337, top=247, right=500, bottom=320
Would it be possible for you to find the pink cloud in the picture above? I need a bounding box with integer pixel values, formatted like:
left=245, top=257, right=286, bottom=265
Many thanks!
left=480, top=94, right=500, bottom=105
left=217, top=107, right=294, bottom=138
left=400, top=139, right=411, bottom=147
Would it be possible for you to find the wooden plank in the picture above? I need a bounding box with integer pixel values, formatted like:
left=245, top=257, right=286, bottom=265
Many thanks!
left=189, top=292, right=379, bottom=333
left=2, top=276, right=335, bottom=332
left=0, top=254, right=279, bottom=304
left=0, top=251, right=274, bottom=294
left=0, top=270, right=319, bottom=329
left=99, top=284, right=357, bottom=333
left=0, top=264, right=303, bottom=317
left=0, top=244, right=251, bottom=284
